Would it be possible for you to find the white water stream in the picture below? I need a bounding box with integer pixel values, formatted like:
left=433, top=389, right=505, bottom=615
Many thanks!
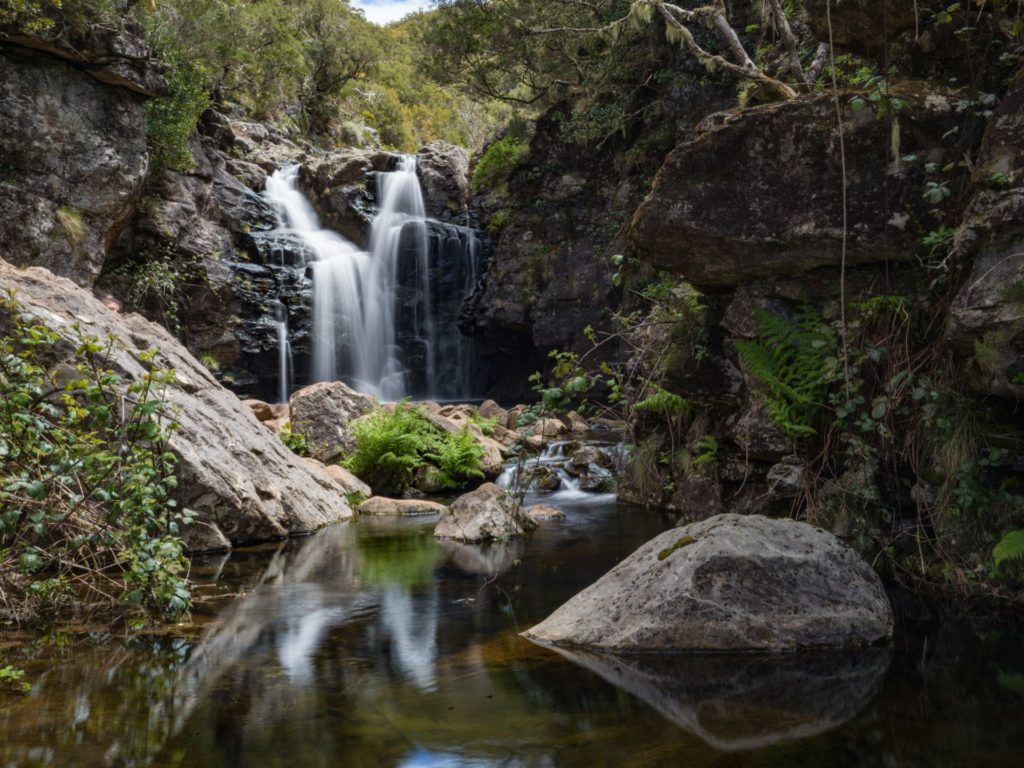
left=264, top=156, right=474, bottom=401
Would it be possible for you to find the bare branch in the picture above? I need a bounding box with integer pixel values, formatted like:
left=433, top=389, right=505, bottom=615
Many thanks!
left=766, top=0, right=808, bottom=87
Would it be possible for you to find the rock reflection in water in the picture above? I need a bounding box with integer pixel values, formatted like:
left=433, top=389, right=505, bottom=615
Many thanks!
left=437, top=538, right=526, bottom=575
left=540, top=645, right=891, bottom=751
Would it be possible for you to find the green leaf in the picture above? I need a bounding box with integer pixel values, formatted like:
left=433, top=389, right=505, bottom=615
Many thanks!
left=993, top=530, right=1024, bottom=567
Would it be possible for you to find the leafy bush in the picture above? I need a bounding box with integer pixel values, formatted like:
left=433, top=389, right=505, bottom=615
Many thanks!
left=0, top=293, right=192, bottom=624
left=279, top=423, right=308, bottom=456
left=472, top=135, right=529, bottom=192
left=144, top=36, right=209, bottom=176
left=427, top=427, right=485, bottom=490
left=343, top=403, right=486, bottom=495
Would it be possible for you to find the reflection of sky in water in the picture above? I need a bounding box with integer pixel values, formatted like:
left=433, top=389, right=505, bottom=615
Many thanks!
left=398, top=748, right=536, bottom=768
left=381, top=585, right=439, bottom=691
left=274, top=583, right=343, bottom=682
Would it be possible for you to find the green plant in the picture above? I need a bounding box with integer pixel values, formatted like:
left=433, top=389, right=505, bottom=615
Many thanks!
left=427, top=427, right=485, bottom=490
left=0, top=664, right=30, bottom=693
left=466, top=412, right=498, bottom=436
left=198, top=352, right=220, bottom=372
left=279, top=423, right=307, bottom=456
left=994, top=530, right=1024, bottom=568
left=635, top=385, right=692, bottom=420
left=144, top=34, right=210, bottom=176
left=471, top=135, right=529, bottom=192
left=0, top=292, right=191, bottom=623
left=343, top=403, right=433, bottom=495
left=734, top=306, right=835, bottom=438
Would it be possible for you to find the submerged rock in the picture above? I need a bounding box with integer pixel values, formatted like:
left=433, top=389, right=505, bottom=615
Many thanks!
left=0, top=261, right=353, bottom=551
left=524, top=513, right=892, bottom=652
left=526, top=504, right=565, bottom=521
left=434, top=483, right=536, bottom=542
left=289, top=381, right=376, bottom=462
left=358, top=497, right=447, bottom=517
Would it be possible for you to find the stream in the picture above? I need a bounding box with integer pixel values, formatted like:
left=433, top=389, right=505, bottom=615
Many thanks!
left=1, top=484, right=1022, bottom=767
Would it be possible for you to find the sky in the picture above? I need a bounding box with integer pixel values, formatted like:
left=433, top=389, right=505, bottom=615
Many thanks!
left=351, top=1, right=433, bottom=25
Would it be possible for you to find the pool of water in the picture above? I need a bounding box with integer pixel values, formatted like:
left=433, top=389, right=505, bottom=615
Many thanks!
left=1, top=490, right=1022, bottom=767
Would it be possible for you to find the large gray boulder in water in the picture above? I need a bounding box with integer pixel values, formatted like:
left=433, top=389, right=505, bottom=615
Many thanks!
left=434, top=483, right=536, bottom=542
left=524, top=514, right=893, bottom=652
left=0, top=261, right=353, bottom=551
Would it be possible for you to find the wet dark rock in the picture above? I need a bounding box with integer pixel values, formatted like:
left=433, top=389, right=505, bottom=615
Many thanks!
left=524, top=513, right=893, bottom=652
left=948, top=72, right=1024, bottom=399
left=629, top=85, right=960, bottom=287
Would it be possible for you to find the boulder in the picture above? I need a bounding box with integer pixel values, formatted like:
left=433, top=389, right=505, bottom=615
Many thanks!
left=566, top=410, right=590, bottom=433
left=478, top=399, right=509, bottom=424
left=947, top=72, right=1024, bottom=398
left=629, top=85, right=958, bottom=287
left=524, top=513, right=892, bottom=652
left=526, top=504, right=566, bottom=521
left=289, top=381, right=376, bottom=462
left=298, top=148, right=393, bottom=241
left=416, top=141, right=470, bottom=217
left=358, top=497, right=448, bottom=517
left=0, top=261, right=353, bottom=549
left=321, top=464, right=372, bottom=499
left=243, top=399, right=276, bottom=421
left=434, top=483, right=537, bottom=542
left=530, top=418, right=567, bottom=438
left=0, top=44, right=149, bottom=286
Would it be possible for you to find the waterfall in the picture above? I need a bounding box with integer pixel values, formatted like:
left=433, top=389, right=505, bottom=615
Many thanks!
left=263, top=157, right=480, bottom=401
left=271, top=300, right=292, bottom=405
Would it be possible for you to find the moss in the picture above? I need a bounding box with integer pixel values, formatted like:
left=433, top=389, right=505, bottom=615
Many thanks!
left=658, top=535, right=697, bottom=561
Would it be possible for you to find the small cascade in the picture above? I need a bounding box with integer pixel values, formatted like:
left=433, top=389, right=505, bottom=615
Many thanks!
left=271, top=300, right=293, bottom=405
left=262, top=157, right=482, bottom=400
left=496, top=440, right=617, bottom=502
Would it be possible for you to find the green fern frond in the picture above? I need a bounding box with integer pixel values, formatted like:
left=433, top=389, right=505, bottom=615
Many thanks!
left=635, top=385, right=692, bottom=420
left=734, top=306, right=834, bottom=439
left=994, top=530, right=1024, bottom=567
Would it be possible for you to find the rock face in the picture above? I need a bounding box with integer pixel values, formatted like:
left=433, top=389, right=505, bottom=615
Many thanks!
left=629, top=86, right=957, bottom=287
left=289, top=381, right=376, bottom=462
left=0, top=260, right=353, bottom=550
left=434, top=483, right=537, bottom=542
left=524, top=514, right=893, bottom=652
left=0, top=36, right=151, bottom=286
left=416, top=141, right=470, bottom=218
left=948, top=71, right=1024, bottom=399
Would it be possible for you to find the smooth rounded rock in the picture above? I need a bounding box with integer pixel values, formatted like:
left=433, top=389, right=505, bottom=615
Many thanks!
left=358, top=497, right=448, bottom=517
left=434, top=483, right=536, bottom=542
left=524, top=513, right=893, bottom=652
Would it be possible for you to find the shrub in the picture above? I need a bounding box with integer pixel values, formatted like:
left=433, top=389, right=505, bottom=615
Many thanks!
left=428, top=427, right=485, bottom=490
left=279, top=423, right=307, bottom=456
left=471, top=135, right=529, bottom=193
left=144, top=36, right=210, bottom=176
left=343, top=403, right=486, bottom=495
left=0, top=292, right=192, bottom=624
left=343, top=403, right=437, bottom=495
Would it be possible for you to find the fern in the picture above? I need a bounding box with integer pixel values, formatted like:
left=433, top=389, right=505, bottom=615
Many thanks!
left=635, top=385, right=693, bottom=420
left=734, top=306, right=834, bottom=439
left=427, top=427, right=486, bottom=490
left=993, top=530, right=1024, bottom=568
left=343, top=403, right=436, bottom=495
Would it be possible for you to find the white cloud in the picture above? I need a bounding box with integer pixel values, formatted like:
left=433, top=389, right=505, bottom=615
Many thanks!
left=351, top=1, right=432, bottom=25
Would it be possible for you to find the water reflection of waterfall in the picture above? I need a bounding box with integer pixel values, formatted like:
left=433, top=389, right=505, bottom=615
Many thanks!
left=262, top=158, right=482, bottom=401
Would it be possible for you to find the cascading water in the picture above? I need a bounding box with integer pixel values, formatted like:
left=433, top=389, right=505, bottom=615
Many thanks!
left=263, top=156, right=482, bottom=401
left=271, top=299, right=293, bottom=405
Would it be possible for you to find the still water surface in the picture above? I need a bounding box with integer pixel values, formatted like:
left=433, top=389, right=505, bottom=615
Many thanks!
left=1, top=493, right=1022, bottom=767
